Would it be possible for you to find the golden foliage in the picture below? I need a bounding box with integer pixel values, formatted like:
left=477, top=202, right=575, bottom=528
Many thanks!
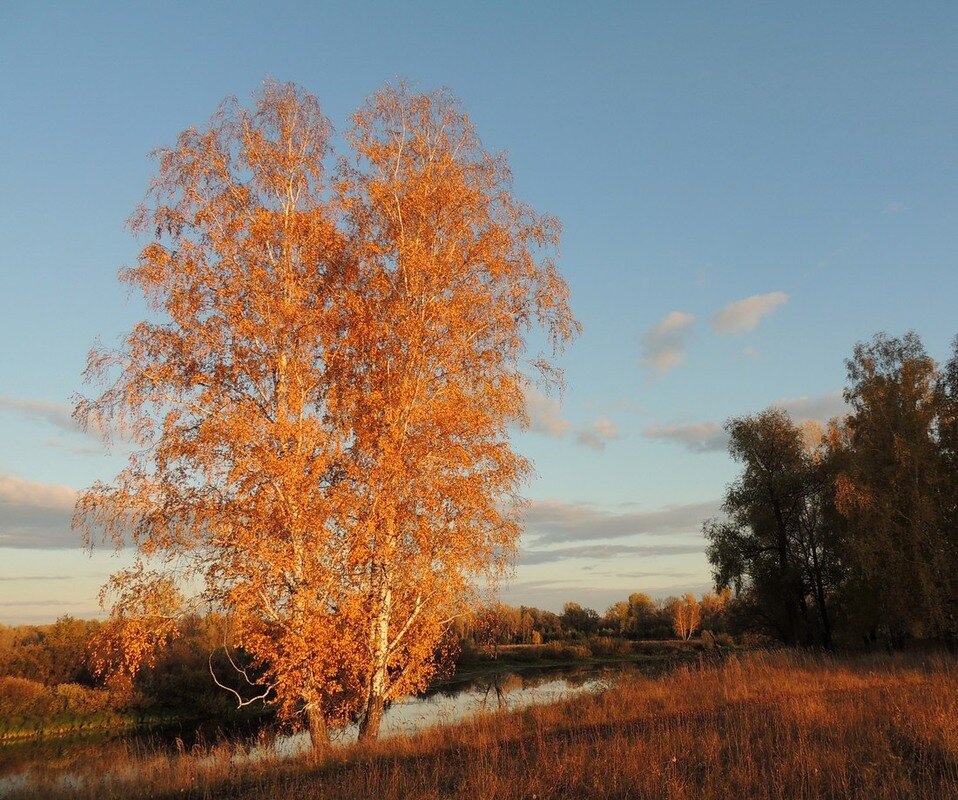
left=90, top=565, right=182, bottom=688
left=74, top=80, right=577, bottom=742
left=671, top=593, right=702, bottom=641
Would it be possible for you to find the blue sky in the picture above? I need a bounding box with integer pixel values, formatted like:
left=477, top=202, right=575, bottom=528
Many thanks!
left=2, top=1, right=957, bottom=622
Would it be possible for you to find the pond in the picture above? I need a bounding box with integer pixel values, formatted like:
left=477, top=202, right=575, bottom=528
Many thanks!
left=0, top=661, right=642, bottom=797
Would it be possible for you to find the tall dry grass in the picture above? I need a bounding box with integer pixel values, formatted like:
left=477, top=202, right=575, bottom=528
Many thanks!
left=5, top=650, right=957, bottom=799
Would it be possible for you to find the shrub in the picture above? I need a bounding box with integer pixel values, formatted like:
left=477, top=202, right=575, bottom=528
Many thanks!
left=540, top=644, right=592, bottom=660
left=715, top=632, right=736, bottom=649
left=53, top=683, right=112, bottom=715
left=0, top=675, right=54, bottom=717
left=586, top=636, right=633, bottom=657
left=739, top=632, right=777, bottom=650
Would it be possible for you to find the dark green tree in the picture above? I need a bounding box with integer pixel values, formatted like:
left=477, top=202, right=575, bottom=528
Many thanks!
left=705, top=409, right=840, bottom=647
left=560, top=603, right=600, bottom=636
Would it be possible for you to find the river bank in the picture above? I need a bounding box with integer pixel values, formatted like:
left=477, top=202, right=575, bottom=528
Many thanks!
left=1, top=639, right=706, bottom=743
left=4, top=650, right=956, bottom=800
left=0, top=657, right=644, bottom=796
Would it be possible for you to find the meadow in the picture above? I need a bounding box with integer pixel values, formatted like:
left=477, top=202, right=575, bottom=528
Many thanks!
left=4, top=649, right=955, bottom=800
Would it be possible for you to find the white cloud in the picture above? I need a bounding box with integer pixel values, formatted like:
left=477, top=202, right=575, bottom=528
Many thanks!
left=641, top=311, right=695, bottom=375
left=0, top=474, right=76, bottom=510
left=712, top=292, right=787, bottom=335
left=593, top=417, right=619, bottom=439
left=644, top=422, right=728, bottom=453
left=882, top=200, right=906, bottom=215
left=0, top=474, right=79, bottom=548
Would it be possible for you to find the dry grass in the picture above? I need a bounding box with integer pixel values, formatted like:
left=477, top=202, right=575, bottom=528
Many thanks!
left=5, top=650, right=957, bottom=800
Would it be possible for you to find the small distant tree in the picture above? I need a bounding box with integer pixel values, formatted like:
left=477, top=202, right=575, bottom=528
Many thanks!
left=528, top=608, right=562, bottom=641
left=604, top=601, right=630, bottom=635
left=671, top=594, right=702, bottom=641
left=472, top=604, right=523, bottom=657
left=626, top=592, right=660, bottom=638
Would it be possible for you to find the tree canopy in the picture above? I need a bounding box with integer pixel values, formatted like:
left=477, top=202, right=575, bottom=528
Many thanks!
left=75, top=80, right=578, bottom=745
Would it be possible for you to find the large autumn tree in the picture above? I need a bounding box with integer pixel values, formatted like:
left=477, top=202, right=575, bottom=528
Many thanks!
left=74, top=80, right=578, bottom=745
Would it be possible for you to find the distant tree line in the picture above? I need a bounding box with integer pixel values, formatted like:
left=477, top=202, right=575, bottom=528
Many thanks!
left=705, top=331, right=958, bottom=649
left=452, top=589, right=735, bottom=656
left=1, top=588, right=737, bottom=730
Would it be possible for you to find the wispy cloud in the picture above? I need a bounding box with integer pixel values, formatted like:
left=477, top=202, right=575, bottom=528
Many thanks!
left=712, top=292, right=787, bottom=335
left=43, top=438, right=105, bottom=456
left=524, top=387, right=572, bottom=438
left=0, top=600, right=84, bottom=607
left=815, top=232, right=871, bottom=272
left=575, top=417, right=620, bottom=451
left=602, top=570, right=699, bottom=580
left=882, top=200, right=906, bottom=215
left=0, top=575, right=73, bottom=582
left=499, top=575, right=712, bottom=612
left=641, top=311, right=695, bottom=375
left=644, top=391, right=850, bottom=455
left=0, top=396, right=104, bottom=443
left=0, top=396, right=76, bottom=430
left=772, top=390, right=849, bottom=425
left=519, top=542, right=704, bottom=566
left=0, top=474, right=79, bottom=549
left=523, top=498, right=719, bottom=544
left=524, top=388, right=620, bottom=451
left=644, top=422, right=728, bottom=453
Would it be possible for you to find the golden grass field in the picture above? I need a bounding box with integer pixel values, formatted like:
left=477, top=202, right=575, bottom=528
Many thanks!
left=7, top=650, right=958, bottom=800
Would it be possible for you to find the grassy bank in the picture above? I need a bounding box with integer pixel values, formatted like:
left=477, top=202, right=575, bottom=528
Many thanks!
left=6, top=650, right=958, bottom=800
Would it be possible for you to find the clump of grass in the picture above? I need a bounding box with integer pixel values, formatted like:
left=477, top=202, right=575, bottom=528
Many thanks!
left=6, top=650, right=957, bottom=799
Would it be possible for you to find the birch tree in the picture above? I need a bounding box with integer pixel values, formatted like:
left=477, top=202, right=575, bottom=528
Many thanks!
left=75, top=80, right=578, bottom=745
